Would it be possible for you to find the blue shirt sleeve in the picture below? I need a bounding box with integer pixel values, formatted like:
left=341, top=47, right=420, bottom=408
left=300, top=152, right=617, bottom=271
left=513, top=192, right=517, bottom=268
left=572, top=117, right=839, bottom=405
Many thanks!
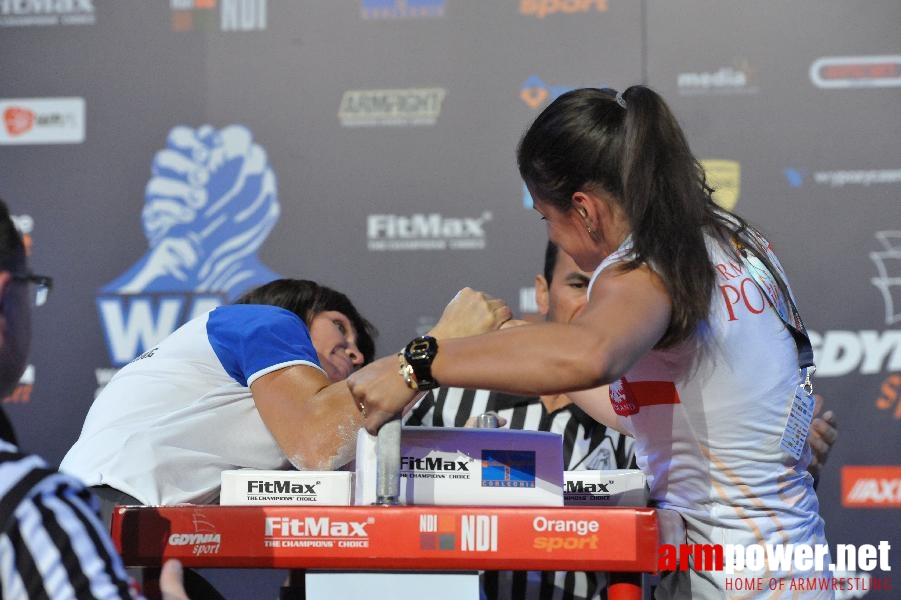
left=206, top=304, right=323, bottom=387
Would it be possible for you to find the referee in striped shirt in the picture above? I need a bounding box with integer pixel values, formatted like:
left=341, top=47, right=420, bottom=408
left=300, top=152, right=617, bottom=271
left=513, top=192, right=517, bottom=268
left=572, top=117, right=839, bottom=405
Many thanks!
left=0, top=199, right=187, bottom=600
left=404, top=241, right=837, bottom=600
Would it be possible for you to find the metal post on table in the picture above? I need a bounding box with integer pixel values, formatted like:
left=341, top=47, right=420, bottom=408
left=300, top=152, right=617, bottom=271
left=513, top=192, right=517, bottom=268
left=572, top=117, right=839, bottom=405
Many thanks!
left=375, top=415, right=402, bottom=505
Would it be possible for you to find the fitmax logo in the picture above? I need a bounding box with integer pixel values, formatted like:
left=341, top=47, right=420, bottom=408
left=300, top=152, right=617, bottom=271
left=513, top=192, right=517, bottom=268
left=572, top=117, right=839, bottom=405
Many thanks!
left=247, top=481, right=319, bottom=494
left=367, top=212, right=491, bottom=251
left=265, top=517, right=370, bottom=537
left=401, top=456, right=471, bottom=471
left=565, top=480, right=610, bottom=494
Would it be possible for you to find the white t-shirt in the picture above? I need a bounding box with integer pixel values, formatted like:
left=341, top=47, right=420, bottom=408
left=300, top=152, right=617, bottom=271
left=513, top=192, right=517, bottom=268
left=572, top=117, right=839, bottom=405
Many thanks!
left=591, top=234, right=832, bottom=599
left=61, top=304, right=324, bottom=505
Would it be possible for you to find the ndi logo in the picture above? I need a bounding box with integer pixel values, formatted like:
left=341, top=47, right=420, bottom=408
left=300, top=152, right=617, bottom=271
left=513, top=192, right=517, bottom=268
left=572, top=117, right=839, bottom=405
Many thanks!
left=96, top=125, right=281, bottom=369
left=170, top=0, right=267, bottom=32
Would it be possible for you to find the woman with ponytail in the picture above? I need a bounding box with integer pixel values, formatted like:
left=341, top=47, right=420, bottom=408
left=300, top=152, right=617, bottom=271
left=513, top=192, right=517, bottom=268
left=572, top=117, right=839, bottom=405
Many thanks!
left=349, top=86, right=832, bottom=598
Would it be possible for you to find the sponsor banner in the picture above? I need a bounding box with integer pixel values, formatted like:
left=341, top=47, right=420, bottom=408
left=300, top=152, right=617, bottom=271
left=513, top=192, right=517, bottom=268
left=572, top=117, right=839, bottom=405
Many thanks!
left=677, top=60, right=759, bottom=95
left=520, top=75, right=575, bottom=110
left=338, top=88, right=446, bottom=127
left=170, top=0, right=267, bottom=32
left=360, top=0, right=445, bottom=20
left=519, top=0, right=607, bottom=19
left=0, top=0, right=95, bottom=27
left=784, top=167, right=901, bottom=188
left=112, top=505, right=653, bottom=570
left=366, top=212, right=491, bottom=251
left=808, top=330, right=901, bottom=377
left=810, top=55, right=901, bottom=89
left=0, top=98, right=85, bottom=145
left=841, top=466, right=901, bottom=508
left=808, top=231, right=901, bottom=379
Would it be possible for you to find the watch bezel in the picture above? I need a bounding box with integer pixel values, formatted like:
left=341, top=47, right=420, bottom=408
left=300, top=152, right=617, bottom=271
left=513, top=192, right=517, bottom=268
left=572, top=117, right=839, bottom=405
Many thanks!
left=403, top=335, right=439, bottom=390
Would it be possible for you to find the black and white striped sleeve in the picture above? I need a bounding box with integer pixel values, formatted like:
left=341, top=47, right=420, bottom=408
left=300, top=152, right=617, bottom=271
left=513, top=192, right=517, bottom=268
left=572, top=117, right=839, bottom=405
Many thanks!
left=1, top=449, right=138, bottom=599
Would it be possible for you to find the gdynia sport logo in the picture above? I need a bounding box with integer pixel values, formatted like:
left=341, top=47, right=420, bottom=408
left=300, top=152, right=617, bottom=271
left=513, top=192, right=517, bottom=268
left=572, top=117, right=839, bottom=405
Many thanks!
left=657, top=541, right=892, bottom=593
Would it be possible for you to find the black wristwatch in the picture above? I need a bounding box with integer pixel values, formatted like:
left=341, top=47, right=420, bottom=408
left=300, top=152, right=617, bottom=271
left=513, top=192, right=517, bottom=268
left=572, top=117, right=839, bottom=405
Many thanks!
left=403, top=335, right=440, bottom=390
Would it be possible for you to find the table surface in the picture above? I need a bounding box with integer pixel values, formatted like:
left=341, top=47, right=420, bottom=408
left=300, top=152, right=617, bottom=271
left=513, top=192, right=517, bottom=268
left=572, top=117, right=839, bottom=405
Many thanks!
left=111, top=504, right=660, bottom=573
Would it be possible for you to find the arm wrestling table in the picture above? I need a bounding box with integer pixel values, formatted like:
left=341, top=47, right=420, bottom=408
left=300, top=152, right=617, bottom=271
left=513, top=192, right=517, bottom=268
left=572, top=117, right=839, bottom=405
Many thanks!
left=111, top=504, right=659, bottom=600
left=111, top=418, right=660, bottom=599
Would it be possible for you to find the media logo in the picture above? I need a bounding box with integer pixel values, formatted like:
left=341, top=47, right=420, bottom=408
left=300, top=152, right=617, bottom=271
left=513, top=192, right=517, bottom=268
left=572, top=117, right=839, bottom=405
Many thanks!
left=360, top=0, right=444, bottom=19
left=0, top=0, right=95, bottom=27
left=842, top=466, right=901, bottom=508
left=700, top=159, right=740, bottom=210
left=170, top=0, right=267, bottom=32
left=677, top=60, right=758, bottom=95
left=0, top=98, right=85, bottom=145
left=96, top=125, right=281, bottom=371
left=367, top=211, right=491, bottom=251
left=338, top=87, right=446, bottom=127
left=519, top=0, right=607, bottom=19
left=481, top=449, right=535, bottom=488
left=810, top=55, right=901, bottom=89
left=520, top=76, right=574, bottom=110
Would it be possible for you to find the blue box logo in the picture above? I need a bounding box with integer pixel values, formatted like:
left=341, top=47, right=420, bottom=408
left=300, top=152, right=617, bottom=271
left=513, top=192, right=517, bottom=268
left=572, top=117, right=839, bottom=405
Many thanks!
left=481, top=450, right=536, bottom=488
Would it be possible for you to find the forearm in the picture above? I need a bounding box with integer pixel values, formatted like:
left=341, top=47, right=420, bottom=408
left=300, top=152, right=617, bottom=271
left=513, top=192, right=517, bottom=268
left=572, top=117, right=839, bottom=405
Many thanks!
left=430, top=322, right=613, bottom=396
left=289, top=382, right=364, bottom=470
left=253, top=367, right=364, bottom=471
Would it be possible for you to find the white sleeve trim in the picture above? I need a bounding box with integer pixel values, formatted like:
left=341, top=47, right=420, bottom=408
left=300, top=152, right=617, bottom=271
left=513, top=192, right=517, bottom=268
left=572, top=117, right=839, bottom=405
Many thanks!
left=246, top=360, right=326, bottom=386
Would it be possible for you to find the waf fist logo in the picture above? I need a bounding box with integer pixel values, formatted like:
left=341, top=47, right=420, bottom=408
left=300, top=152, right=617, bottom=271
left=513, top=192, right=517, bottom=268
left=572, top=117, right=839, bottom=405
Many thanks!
left=3, top=107, right=35, bottom=137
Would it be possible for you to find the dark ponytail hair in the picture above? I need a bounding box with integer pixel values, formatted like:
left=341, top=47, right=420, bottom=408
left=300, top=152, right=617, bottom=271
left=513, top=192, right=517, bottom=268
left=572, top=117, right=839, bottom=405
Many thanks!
left=517, top=86, right=741, bottom=347
left=235, top=278, right=377, bottom=364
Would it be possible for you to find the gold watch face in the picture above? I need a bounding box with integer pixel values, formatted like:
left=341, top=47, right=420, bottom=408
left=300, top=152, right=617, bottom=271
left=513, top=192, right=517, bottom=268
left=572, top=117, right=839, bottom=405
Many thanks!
left=408, top=338, right=433, bottom=357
